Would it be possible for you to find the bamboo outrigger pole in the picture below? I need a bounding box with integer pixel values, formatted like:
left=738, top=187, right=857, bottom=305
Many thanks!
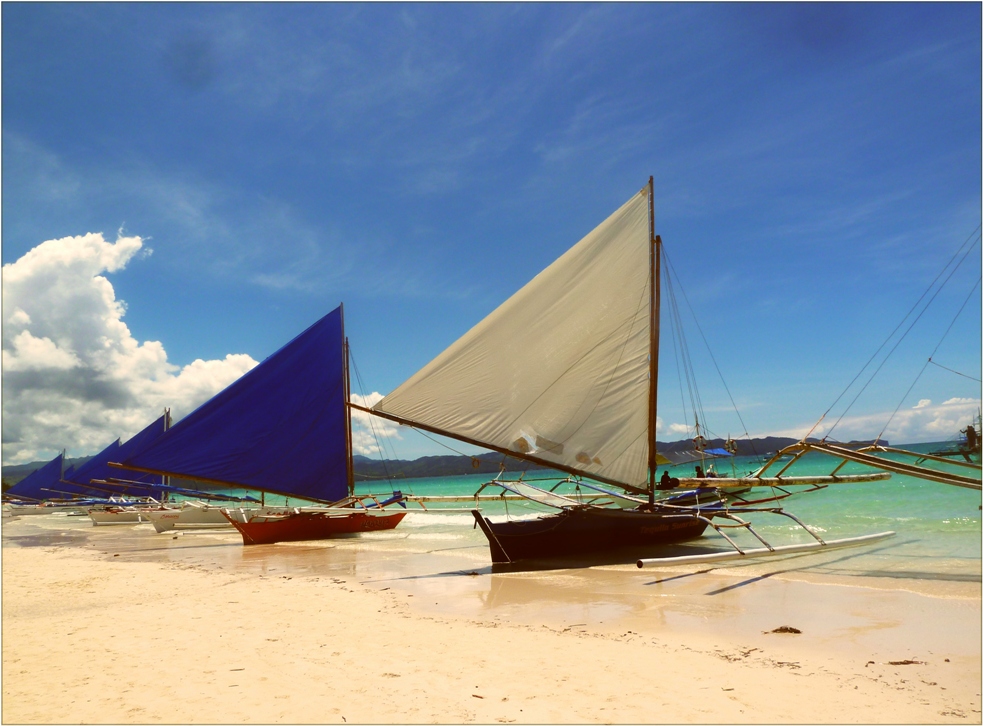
left=758, top=441, right=981, bottom=491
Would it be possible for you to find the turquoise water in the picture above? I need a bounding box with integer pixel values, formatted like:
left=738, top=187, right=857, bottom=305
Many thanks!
left=354, top=444, right=981, bottom=574
left=190, top=442, right=980, bottom=580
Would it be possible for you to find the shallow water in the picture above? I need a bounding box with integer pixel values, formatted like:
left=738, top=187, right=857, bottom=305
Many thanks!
left=9, top=442, right=977, bottom=587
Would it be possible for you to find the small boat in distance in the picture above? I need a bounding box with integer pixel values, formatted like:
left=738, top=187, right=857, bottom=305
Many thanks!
left=110, top=305, right=406, bottom=545
left=3, top=453, right=70, bottom=512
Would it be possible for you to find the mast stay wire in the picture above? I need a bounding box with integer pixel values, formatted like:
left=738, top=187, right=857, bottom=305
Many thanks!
left=874, top=274, right=983, bottom=443
left=929, top=360, right=982, bottom=383
left=661, top=246, right=760, bottom=458
left=663, top=265, right=703, bottom=439
left=823, top=230, right=981, bottom=440
left=348, top=349, right=403, bottom=491
left=350, top=348, right=498, bottom=476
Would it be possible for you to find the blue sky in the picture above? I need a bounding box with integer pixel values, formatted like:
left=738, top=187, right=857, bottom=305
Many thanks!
left=3, top=3, right=981, bottom=464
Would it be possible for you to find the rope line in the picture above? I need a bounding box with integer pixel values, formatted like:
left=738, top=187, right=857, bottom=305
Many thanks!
left=928, top=360, right=982, bottom=383
left=662, top=247, right=759, bottom=457
left=824, top=230, right=981, bottom=440
left=875, top=274, right=983, bottom=441
left=349, top=350, right=401, bottom=491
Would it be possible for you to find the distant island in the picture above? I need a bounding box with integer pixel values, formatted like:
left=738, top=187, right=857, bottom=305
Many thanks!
left=350, top=436, right=888, bottom=480
left=2, top=435, right=888, bottom=489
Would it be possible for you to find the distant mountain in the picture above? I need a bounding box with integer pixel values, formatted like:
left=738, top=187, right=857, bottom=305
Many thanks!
left=353, top=436, right=889, bottom=480
left=654, top=436, right=802, bottom=457
left=352, top=452, right=549, bottom=480
left=1, top=456, right=93, bottom=489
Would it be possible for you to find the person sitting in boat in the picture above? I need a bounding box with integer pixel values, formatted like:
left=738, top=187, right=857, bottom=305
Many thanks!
left=705, top=465, right=718, bottom=478
left=695, top=465, right=705, bottom=479
left=658, top=470, right=674, bottom=490
left=963, top=425, right=979, bottom=452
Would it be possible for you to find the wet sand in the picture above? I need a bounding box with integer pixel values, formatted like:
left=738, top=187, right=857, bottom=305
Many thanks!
left=2, top=513, right=980, bottom=724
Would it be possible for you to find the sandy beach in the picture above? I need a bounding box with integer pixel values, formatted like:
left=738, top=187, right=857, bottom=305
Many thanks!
left=2, top=514, right=980, bottom=724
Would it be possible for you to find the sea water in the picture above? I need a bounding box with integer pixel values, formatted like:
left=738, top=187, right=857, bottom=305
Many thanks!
left=154, top=441, right=980, bottom=584
left=337, top=442, right=982, bottom=583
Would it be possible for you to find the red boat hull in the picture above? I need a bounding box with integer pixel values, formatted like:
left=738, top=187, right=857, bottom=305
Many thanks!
left=225, top=509, right=407, bottom=545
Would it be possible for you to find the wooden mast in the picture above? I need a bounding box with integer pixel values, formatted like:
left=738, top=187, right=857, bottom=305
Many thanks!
left=164, top=407, right=171, bottom=503
left=341, top=304, right=355, bottom=497
left=647, top=176, right=661, bottom=506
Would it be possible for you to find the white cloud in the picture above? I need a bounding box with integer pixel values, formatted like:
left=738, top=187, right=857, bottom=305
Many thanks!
left=349, top=391, right=402, bottom=456
left=2, top=331, right=81, bottom=372
left=2, top=232, right=257, bottom=464
left=912, top=399, right=931, bottom=409
left=768, top=397, right=982, bottom=445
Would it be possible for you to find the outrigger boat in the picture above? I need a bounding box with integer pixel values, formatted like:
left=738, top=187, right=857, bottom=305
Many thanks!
left=3, top=454, right=116, bottom=516
left=58, top=416, right=170, bottom=525
left=110, top=305, right=407, bottom=545
left=223, top=491, right=407, bottom=545
left=3, top=453, right=83, bottom=514
left=357, top=179, right=892, bottom=565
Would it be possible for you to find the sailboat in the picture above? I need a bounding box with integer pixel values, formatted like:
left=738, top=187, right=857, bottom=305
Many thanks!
left=43, top=415, right=169, bottom=524
left=110, top=305, right=407, bottom=545
left=2, top=452, right=89, bottom=515
left=356, top=179, right=892, bottom=565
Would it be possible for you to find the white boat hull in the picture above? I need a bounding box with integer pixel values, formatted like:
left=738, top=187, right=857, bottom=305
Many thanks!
left=144, top=504, right=241, bottom=533
left=88, top=508, right=150, bottom=525
left=7, top=503, right=88, bottom=516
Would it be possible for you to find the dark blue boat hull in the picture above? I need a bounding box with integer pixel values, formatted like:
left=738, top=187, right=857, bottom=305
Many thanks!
left=472, top=507, right=710, bottom=564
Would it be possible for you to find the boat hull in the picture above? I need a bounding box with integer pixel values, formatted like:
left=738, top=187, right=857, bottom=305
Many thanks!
left=144, top=505, right=236, bottom=533
left=472, top=507, right=710, bottom=564
left=6, top=503, right=88, bottom=516
left=88, top=507, right=149, bottom=525
left=223, top=508, right=407, bottom=545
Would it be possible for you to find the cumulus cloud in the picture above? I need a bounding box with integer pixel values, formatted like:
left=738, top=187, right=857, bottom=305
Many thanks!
left=2, top=232, right=257, bottom=464
left=769, top=397, right=982, bottom=444
left=349, top=391, right=402, bottom=456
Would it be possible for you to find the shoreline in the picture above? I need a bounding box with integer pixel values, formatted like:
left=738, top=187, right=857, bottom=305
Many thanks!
left=3, top=515, right=981, bottom=724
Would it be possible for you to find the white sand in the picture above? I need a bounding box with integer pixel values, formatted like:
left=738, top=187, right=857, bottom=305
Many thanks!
left=2, top=531, right=980, bottom=724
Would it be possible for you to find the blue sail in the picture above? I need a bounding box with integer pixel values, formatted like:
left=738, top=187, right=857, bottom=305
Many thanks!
left=55, top=440, right=122, bottom=498
left=116, top=307, right=349, bottom=503
left=6, top=453, right=64, bottom=501
left=60, top=414, right=170, bottom=499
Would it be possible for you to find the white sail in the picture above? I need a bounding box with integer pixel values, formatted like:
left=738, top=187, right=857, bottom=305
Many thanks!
left=373, top=188, right=653, bottom=488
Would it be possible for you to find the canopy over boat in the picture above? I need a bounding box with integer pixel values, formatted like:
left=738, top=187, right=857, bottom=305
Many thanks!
left=5, top=452, right=65, bottom=501
left=113, top=306, right=350, bottom=504
left=371, top=190, right=655, bottom=493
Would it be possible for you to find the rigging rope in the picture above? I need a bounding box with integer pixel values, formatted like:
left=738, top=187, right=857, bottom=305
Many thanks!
left=875, top=274, right=983, bottom=441
left=662, top=247, right=759, bottom=457
left=348, top=350, right=401, bottom=490
left=928, top=360, right=982, bottom=383
left=823, top=229, right=981, bottom=440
